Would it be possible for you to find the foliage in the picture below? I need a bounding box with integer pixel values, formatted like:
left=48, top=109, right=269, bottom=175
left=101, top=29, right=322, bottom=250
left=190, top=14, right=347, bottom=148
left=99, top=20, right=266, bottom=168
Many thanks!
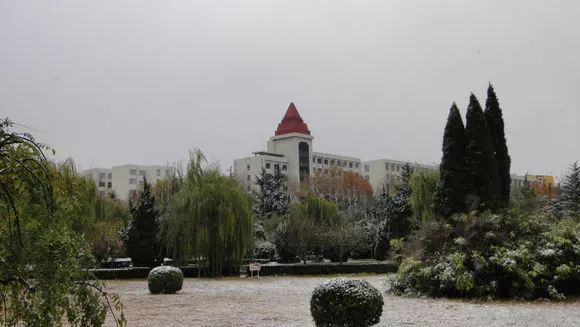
left=558, top=161, right=580, bottom=217
left=159, top=150, right=253, bottom=276
left=434, top=103, right=467, bottom=217
left=410, top=170, right=440, bottom=223
left=464, top=94, right=500, bottom=211
left=0, top=118, right=124, bottom=326
left=273, top=193, right=342, bottom=264
left=389, top=210, right=580, bottom=299
left=253, top=168, right=290, bottom=220
left=374, top=191, right=412, bottom=261
left=510, top=185, right=539, bottom=213
left=148, top=266, right=183, bottom=294
left=121, top=179, right=160, bottom=267
left=485, top=84, right=511, bottom=208
left=311, top=278, right=383, bottom=327
left=310, top=167, right=373, bottom=208
left=253, top=241, right=276, bottom=261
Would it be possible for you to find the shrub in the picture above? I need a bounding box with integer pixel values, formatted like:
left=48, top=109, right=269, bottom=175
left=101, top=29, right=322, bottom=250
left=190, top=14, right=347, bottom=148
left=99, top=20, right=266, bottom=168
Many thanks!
left=148, top=266, right=184, bottom=294
left=311, top=278, right=383, bottom=327
left=390, top=211, right=580, bottom=299
left=253, top=241, right=276, bottom=261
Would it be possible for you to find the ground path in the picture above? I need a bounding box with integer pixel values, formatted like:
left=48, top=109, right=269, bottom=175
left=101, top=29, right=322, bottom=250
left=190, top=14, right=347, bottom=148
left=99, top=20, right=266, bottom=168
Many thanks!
left=104, top=275, right=579, bottom=327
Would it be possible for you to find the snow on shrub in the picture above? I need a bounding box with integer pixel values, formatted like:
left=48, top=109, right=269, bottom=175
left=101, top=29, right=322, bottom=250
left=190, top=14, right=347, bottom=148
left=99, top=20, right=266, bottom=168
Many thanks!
left=253, top=241, right=276, bottom=261
left=310, top=278, right=383, bottom=327
left=148, top=266, right=183, bottom=294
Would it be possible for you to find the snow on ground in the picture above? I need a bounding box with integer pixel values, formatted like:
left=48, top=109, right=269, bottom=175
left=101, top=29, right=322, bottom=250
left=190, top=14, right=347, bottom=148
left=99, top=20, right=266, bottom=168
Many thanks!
left=104, top=275, right=580, bottom=327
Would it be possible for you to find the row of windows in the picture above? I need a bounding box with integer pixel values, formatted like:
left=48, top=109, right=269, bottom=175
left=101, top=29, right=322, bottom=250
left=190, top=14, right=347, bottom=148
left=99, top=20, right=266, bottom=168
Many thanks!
left=246, top=163, right=288, bottom=171
left=129, top=168, right=171, bottom=177
left=98, top=181, right=112, bottom=188
left=98, top=172, right=112, bottom=179
left=312, top=157, right=360, bottom=169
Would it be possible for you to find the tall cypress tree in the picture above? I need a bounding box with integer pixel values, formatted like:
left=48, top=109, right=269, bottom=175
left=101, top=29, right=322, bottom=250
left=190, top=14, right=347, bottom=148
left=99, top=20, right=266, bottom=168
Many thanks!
left=484, top=84, right=511, bottom=208
left=434, top=103, right=467, bottom=217
left=464, top=94, right=500, bottom=211
left=123, top=179, right=160, bottom=267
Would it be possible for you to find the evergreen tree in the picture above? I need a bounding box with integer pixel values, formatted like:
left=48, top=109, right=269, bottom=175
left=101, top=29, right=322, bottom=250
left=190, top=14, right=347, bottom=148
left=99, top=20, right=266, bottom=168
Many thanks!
left=123, top=179, right=160, bottom=267
left=485, top=84, right=511, bottom=208
left=464, top=94, right=500, bottom=211
left=434, top=103, right=467, bottom=217
left=253, top=167, right=290, bottom=219
left=560, top=161, right=580, bottom=216
left=396, top=163, right=412, bottom=195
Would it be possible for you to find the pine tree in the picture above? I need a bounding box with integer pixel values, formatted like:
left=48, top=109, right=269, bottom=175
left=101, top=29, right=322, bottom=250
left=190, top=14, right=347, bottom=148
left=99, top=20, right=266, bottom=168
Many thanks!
left=464, top=94, right=500, bottom=211
left=396, top=163, right=412, bottom=195
left=560, top=161, right=580, bottom=216
left=485, top=84, right=511, bottom=208
left=253, top=167, right=290, bottom=219
left=434, top=103, right=467, bottom=217
left=123, top=179, right=160, bottom=267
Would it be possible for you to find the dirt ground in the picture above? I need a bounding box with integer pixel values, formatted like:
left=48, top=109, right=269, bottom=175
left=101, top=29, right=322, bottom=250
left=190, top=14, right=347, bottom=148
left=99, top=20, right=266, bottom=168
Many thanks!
left=104, top=275, right=580, bottom=327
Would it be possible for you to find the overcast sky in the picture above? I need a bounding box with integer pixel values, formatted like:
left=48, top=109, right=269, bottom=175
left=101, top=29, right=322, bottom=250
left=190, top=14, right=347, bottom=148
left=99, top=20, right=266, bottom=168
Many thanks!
left=1, top=0, right=579, bottom=179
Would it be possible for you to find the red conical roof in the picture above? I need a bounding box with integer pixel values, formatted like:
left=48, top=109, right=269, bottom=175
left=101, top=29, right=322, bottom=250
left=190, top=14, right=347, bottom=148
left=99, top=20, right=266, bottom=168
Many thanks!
left=275, top=103, right=311, bottom=136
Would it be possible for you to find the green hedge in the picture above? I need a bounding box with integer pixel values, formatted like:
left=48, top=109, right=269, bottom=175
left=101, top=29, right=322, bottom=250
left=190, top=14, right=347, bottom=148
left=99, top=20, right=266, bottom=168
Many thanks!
left=148, top=266, right=183, bottom=294
left=311, top=278, right=383, bottom=327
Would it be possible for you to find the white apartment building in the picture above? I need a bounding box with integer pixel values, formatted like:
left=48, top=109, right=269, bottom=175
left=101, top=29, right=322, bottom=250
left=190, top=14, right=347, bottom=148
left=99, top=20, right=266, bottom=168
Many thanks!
left=84, top=164, right=174, bottom=200
left=362, top=159, right=439, bottom=193
left=234, top=103, right=362, bottom=192
left=85, top=168, right=113, bottom=195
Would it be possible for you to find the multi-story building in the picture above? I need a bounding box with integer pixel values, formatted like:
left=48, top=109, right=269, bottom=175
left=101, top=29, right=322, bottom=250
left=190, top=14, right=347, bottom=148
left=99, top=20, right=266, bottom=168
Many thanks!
left=362, top=159, right=439, bottom=193
left=233, top=103, right=362, bottom=192
left=84, top=168, right=113, bottom=196
left=84, top=164, right=174, bottom=200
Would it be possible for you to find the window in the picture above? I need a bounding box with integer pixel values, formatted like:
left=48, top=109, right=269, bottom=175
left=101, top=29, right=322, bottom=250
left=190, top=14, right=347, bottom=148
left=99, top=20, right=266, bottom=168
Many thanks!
left=247, top=175, right=251, bottom=181
left=349, top=162, right=353, bottom=168
left=282, top=165, right=287, bottom=171
left=355, top=163, right=359, bottom=169
left=313, top=157, right=316, bottom=163
left=98, top=181, right=105, bottom=187
left=99, top=172, right=106, bottom=179
left=139, top=170, right=146, bottom=176
left=107, top=182, right=112, bottom=188
left=343, top=162, right=347, bottom=167
left=274, top=164, right=280, bottom=170
left=324, top=159, right=328, bottom=165
left=138, top=180, right=144, bottom=186
left=156, top=169, right=161, bottom=176
left=317, top=158, right=322, bottom=164
left=108, top=173, right=112, bottom=179
left=364, top=165, right=370, bottom=173
left=365, top=175, right=370, bottom=181
left=99, top=191, right=105, bottom=197
left=265, top=163, right=271, bottom=169
left=129, top=169, right=137, bottom=175
left=129, top=178, right=136, bottom=184
left=331, top=160, right=335, bottom=165
left=247, top=164, right=251, bottom=171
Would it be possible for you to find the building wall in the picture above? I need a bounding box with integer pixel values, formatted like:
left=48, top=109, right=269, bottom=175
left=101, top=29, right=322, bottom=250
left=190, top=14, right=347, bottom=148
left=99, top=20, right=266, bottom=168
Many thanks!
left=362, top=159, right=439, bottom=193
left=311, top=152, right=361, bottom=175
left=267, top=133, right=314, bottom=182
left=109, top=164, right=173, bottom=200
left=84, top=168, right=113, bottom=196
left=233, top=155, right=289, bottom=193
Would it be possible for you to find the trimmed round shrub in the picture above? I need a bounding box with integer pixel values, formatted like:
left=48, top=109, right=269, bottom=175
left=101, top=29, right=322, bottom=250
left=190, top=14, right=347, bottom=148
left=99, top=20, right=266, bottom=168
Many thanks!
left=253, top=241, right=276, bottom=261
left=148, top=266, right=183, bottom=294
left=311, top=278, right=384, bottom=327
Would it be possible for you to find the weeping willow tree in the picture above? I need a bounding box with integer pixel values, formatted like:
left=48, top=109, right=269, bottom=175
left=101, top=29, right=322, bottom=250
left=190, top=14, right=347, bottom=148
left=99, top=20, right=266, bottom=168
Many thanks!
left=410, top=170, right=440, bottom=223
left=159, top=150, right=253, bottom=276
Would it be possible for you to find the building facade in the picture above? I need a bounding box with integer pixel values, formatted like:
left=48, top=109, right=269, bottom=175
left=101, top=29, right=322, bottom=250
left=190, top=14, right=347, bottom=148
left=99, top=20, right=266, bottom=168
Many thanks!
left=361, top=159, right=439, bottom=193
left=234, top=103, right=362, bottom=192
left=84, top=164, right=174, bottom=200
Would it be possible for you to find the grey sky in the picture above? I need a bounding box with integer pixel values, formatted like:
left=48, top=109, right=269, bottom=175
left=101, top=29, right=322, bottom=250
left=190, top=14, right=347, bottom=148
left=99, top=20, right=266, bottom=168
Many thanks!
left=1, top=0, right=579, bottom=179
